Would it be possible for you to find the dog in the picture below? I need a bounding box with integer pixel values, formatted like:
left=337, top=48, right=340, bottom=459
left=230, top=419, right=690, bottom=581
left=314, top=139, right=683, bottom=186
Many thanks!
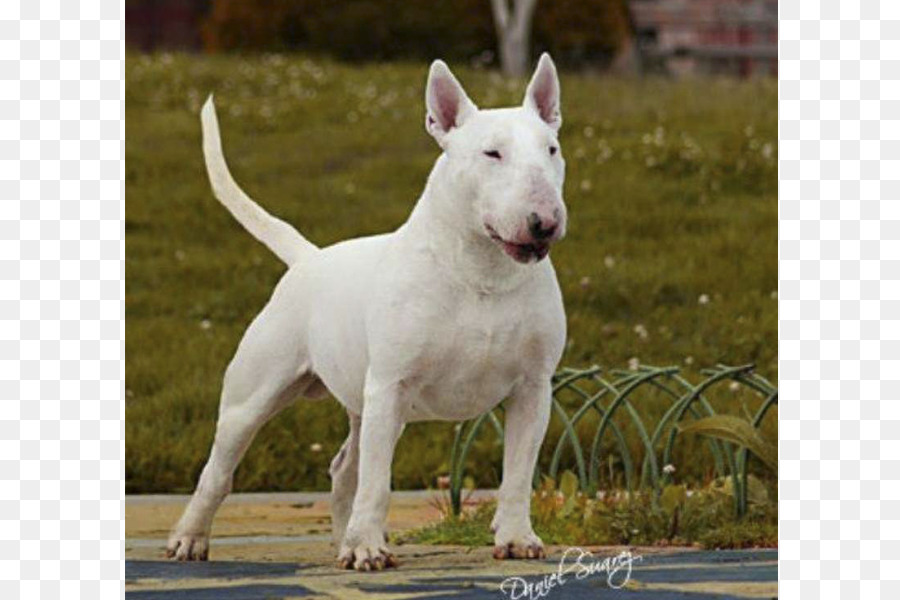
left=166, top=53, right=568, bottom=571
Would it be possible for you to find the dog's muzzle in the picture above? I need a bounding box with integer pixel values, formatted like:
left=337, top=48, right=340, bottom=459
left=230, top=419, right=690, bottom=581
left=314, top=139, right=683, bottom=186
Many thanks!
left=485, top=224, right=554, bottom=264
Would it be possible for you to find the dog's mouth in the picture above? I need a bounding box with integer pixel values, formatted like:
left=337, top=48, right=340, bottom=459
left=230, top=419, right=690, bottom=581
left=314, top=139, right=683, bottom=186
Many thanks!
left=485, top=224, right=551, bottom=264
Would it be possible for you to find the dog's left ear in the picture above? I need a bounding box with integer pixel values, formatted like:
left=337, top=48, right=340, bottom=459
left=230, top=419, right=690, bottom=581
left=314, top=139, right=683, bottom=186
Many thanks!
left=425, top=60, right=478, bottom=147
left=523, top=53, right=561, bottom=131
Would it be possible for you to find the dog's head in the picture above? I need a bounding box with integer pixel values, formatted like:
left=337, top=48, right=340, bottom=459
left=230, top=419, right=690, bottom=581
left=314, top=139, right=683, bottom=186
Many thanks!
left=425, top=54, right=567, bottom=265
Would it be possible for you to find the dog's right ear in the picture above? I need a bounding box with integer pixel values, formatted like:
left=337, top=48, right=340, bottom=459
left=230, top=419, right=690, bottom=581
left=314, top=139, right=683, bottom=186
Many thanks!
left=425, top=60, right=477, bottom=147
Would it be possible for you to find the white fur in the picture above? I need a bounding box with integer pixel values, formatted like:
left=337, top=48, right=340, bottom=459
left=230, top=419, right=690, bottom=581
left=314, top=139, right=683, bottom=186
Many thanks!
left=167, top=54, right=568, bottom=569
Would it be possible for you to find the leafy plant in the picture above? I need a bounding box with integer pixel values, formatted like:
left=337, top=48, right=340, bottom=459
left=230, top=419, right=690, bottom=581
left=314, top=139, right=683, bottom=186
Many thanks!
left=699, top=521, right=777, bottom=549
left=678, top=415, right=776, bottom=470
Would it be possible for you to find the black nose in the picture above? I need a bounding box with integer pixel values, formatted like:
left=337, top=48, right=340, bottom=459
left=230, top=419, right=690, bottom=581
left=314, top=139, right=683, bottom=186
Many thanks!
left=527, top=212, right=558, bottom=240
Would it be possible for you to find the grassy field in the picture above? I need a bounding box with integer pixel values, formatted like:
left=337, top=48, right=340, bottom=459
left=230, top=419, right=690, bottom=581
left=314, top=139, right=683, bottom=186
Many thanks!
left=125, top=53, right=777, bottom=494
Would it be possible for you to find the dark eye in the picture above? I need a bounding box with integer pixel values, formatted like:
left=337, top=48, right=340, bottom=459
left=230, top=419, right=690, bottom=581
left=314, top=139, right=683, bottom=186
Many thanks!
left=484, top=150, right=502, bottom=160
left=549, top=146, right=558, bottom=156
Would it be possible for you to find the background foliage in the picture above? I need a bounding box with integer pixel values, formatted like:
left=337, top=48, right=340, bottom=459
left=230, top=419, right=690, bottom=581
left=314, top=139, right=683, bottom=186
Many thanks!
left=403, top=474, right=778, bottom=549
left=196, top=0, right=629, bottom=68
left=125, top=53, right=776, bottom=493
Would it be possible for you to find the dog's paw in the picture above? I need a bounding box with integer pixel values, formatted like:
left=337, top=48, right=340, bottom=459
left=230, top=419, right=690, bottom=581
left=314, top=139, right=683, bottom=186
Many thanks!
left=337, top=544, right=398, bottom=571
left=337, top=527, right=397, bottom=571
left=492, top=530, right=546, bottom=560
left=166, top=532, right=210, bottom=561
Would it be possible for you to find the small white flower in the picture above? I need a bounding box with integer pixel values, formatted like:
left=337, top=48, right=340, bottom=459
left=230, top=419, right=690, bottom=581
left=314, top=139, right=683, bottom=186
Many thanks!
left=698, top=294, right=710, bottom=305
left=633, top=324, right=648, bottom=340
left=604, top=255, right=616, bottom=269
left=628, top=357, right=640, bottom=371
left=663, top=464, right=676, bottom=475
left=200, top=319, right=212, bottom=330
left=729, top=381, right=741, bottom=392
left=684, top=356, right=694, bottom=366
left=310, top=443, right=322, bottom=453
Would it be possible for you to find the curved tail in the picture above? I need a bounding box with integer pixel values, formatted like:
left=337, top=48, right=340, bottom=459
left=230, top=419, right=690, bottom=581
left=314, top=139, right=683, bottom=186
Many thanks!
left=200, top=95, right=317, bottom=266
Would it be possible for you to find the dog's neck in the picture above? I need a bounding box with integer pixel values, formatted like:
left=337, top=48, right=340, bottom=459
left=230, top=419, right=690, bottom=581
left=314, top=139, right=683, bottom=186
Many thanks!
left=402, top=155, right=535, bottom=295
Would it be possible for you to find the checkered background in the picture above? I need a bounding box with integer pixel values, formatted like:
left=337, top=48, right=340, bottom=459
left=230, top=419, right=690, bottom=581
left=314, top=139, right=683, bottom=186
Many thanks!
left=0, top=1, right=123, bottom=598
left=780, top=1, right=900, bottom=598
left=0, top=0, right=894, bottom=598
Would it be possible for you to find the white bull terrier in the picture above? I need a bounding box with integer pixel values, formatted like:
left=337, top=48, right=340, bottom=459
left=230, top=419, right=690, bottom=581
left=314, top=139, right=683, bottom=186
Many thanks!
left=167, top=53, right=568, bottom=571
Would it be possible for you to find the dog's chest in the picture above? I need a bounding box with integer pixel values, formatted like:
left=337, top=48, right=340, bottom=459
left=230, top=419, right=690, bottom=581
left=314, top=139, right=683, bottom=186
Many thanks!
left=398, top=292, right=558, bottom=421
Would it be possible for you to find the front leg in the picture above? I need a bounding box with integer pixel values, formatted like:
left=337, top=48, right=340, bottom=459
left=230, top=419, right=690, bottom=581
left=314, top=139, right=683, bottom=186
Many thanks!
left=492, top=378, right=552, bottom=560
left=338, top=382, right=403, bottom=571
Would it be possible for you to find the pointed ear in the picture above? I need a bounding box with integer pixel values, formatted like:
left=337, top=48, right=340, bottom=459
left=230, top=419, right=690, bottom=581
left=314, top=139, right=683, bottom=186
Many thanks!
left=425, top=60, right=477, bottom=146
left=523, top=53, right=561, bottom=130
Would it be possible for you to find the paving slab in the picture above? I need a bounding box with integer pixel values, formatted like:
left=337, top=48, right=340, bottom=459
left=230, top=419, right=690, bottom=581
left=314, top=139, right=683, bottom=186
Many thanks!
left=125, top=560, right=310, bottom=581
left=126, top=584, right=316, bottom=600
left=126, top=492, right=777, bottom=599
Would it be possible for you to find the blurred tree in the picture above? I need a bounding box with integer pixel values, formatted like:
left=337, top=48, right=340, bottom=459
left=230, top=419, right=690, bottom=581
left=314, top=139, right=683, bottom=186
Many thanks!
left=198, top=0, right=627, bottom=71
left=201, top=0, right=495, bottom=60
left=533, top=0, right=630, bottom=72
left=200, top=0, right=306, bottom=52
left=298, top=0, right=494, bottom=62
left=489, top=0, right=538, bottom=77
left=609, top=0, right=643, bottom=75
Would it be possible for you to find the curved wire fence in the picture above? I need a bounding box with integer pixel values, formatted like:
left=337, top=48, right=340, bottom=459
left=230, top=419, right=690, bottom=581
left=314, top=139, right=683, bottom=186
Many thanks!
left=448, top=363, right=778, bottom=519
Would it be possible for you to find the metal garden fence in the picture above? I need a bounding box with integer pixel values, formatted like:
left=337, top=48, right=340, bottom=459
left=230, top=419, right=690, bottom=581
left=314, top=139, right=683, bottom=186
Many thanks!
left=448, top=363, right=778, bottom=519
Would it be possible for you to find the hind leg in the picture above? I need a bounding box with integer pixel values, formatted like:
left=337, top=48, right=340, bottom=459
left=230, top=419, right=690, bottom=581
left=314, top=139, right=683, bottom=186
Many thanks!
left=167, top=290, right=314, bottom=560
left=329, top=412, right=360, bottom=546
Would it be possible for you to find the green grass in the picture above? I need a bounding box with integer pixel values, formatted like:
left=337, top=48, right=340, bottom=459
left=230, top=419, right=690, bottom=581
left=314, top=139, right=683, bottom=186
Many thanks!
left=126, top=53, right=776, bottom=494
